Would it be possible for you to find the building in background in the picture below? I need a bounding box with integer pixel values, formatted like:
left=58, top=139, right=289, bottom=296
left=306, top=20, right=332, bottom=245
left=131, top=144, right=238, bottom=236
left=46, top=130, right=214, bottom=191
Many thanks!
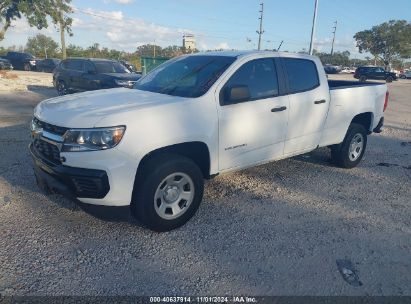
left=183, top=34, right=196, bottom=53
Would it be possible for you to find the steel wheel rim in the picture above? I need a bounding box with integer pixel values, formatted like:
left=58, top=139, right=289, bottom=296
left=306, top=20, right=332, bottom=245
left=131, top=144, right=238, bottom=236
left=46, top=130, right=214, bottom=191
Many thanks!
left=348, top=133, right=364, bottom=161
left=57, top=82, right=65, bottom=95
left=154, top=172, right=195, bottom=220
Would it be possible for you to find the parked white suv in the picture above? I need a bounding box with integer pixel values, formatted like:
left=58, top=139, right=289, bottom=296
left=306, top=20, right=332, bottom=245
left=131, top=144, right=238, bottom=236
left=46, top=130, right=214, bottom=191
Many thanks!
left=30, top=51, right=388, bottom=231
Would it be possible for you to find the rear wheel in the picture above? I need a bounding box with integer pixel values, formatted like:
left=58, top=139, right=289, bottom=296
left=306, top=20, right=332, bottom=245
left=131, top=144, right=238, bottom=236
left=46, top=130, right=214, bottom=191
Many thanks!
left=359, top=75, right=367, bottom=82
left=331, top=123, right=367, bottom=169
left=131, top=154, right=204, bottom=232
left=57, top=80, right=68, bottom=95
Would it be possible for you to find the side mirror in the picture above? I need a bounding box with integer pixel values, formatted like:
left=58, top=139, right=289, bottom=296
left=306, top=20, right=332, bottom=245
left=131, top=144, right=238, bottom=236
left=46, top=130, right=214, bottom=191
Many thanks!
left=224, top=85, right=251, bottom=104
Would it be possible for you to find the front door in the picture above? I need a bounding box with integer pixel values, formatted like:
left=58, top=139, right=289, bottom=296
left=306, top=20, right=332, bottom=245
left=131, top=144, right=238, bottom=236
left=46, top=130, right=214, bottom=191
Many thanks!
left=217, top=57, right=289, bottom=171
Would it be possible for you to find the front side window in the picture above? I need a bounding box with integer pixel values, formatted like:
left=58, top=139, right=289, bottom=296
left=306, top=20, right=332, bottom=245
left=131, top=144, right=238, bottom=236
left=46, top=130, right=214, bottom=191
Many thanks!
left=221, top=58, right=279, bottom=104
left=134, top=55, right=236, bottom=98
left=283, top=58, right=319, bottom=94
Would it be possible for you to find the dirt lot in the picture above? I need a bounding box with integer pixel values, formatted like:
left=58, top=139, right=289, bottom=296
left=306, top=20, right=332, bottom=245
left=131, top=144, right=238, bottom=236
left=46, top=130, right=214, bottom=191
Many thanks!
left=0, top=71, right=410, bottom=296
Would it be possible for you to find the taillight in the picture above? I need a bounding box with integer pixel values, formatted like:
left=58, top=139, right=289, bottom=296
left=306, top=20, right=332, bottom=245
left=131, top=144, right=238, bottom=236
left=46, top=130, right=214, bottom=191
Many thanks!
left=384, top=91, right=389, bottom=112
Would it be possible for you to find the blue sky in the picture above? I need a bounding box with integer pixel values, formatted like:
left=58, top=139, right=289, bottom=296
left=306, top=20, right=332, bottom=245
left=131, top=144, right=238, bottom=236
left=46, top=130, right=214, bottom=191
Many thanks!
left=2, top=0, right=411, bottom=58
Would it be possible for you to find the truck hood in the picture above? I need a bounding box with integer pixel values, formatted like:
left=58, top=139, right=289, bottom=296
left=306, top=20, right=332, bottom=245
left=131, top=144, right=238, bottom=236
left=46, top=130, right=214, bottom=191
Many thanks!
left=34, top=88, right=182, bottom=128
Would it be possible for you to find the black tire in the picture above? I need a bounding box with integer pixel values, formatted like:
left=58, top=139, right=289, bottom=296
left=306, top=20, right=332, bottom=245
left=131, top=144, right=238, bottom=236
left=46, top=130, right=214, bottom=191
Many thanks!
left=131, top=154, right=204, bottom=232
left=359, top=75, right=367, bottom=82
left=386, top=76, right=393, bottom=83
left=24, top=63, right=31, bottom=71
left=331, top=123, right=368, bottom=169
left=400, top=75, right=406, bottom=79
left=57, top=80, right=67, bottom=95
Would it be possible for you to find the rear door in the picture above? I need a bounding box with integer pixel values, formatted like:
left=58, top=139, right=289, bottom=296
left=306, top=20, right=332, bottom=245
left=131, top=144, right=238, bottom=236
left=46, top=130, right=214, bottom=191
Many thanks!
left=217, top=56, right=289, bottom=171
left=281, top=57, right=330, bottom=155
left=78, top=61, right=99, bottom=90
left=65, top=60, right=84, bottom=90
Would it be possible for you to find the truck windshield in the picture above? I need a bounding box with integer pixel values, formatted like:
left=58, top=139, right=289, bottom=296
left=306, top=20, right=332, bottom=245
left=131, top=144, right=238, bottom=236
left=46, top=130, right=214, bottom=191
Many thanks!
left=134, top=55, right=236, bottom=98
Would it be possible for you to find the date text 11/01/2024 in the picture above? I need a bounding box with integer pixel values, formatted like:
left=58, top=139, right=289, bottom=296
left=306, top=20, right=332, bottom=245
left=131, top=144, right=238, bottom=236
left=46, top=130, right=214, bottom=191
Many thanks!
left=149, top=296, right=257, bottom=303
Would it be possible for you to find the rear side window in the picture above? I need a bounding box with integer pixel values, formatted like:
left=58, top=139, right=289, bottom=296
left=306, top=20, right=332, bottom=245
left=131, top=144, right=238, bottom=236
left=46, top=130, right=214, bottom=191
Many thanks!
left=65, top=60, right=84, bottom=71
left=283, top=58, right=319, bottom=94
left=222, top=58, right=279, bottom=104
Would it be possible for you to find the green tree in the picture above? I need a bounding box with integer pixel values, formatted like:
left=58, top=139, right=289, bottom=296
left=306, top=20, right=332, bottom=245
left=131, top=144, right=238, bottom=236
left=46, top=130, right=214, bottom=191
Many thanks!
left=136, top=44, right=163, bottom=57
left=0, top=0, right=73, bottom=42
left=354, top=20, right=411, bottom=67
left=26, top=34, right=59, bottom=58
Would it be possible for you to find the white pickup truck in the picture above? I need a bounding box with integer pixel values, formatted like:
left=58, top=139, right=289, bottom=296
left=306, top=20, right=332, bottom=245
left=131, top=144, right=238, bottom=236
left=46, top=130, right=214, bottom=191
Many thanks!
left=30, top=51, right=388, bottom=231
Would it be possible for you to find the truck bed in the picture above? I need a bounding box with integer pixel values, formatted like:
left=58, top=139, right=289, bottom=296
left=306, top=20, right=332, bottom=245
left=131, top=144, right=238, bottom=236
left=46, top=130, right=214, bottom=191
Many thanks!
left=328, top=80, right=386, bottom=90
left=319, top=79, right=387, bottom=148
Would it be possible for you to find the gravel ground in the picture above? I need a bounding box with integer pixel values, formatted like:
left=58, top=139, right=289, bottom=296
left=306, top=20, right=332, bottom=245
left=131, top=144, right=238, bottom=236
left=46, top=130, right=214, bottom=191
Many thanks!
left=0, top=73, right=410, bottom=296
left=0, top=70, right=54, bottom=92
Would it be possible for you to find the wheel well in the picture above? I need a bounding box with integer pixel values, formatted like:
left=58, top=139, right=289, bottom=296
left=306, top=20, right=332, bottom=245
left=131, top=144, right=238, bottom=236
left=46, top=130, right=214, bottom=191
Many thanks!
left=351, top=112, right=372, bottom=132
left=137, top=142, right=211, bottom=179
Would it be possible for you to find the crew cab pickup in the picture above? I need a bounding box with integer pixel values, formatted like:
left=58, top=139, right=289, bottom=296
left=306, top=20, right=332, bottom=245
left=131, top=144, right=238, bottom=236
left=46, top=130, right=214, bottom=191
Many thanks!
left=30, top=51, right=388, bottom=231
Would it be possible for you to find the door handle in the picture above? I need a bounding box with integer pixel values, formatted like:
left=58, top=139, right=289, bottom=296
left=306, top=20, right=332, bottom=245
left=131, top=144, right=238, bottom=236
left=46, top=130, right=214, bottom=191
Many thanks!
left=314, top=99, right=326, bottom=104
left=271, top=106, right=287, bottom=112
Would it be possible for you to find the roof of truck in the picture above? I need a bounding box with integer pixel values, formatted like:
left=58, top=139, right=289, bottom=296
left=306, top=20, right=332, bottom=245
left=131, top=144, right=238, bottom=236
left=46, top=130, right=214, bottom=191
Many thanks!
left=191, top=50, right=316, bottom=60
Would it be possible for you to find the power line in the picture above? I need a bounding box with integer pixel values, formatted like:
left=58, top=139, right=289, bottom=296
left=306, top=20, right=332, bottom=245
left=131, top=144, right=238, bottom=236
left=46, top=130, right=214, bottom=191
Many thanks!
left=256, top=2, right=264, bottom=51
left=331, top=21, right=337, bottom=56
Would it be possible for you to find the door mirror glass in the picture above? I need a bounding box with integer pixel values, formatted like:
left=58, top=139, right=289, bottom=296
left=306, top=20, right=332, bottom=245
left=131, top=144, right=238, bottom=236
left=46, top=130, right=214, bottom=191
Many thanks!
left=225, top=85, right=251, bottom=104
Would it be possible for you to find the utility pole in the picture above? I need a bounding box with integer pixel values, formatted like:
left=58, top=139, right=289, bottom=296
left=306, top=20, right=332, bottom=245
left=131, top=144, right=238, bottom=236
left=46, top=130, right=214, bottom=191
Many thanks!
left=331, top=21, right=337, bottom=56
left=256, top=2, right=264, bottom=51
left=309, top=0, right=319, bottom=55
left=153, top=39, right=156, bottom=58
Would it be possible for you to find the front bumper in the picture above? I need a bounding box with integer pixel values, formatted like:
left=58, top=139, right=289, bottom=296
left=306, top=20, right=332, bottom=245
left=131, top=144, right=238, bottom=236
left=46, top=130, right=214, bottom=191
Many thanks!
left=30, top=143, right=110, bottom=199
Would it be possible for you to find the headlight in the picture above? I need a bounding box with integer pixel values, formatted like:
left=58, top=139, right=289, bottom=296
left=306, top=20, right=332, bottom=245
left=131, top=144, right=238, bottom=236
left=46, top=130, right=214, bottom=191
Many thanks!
left=31, top=117, right=42, bottom=134
left=30, top=60, right=36, bottom=65
left=114, top=79, right=131, bottom=86
left=62, top=126, right=126, bottom=152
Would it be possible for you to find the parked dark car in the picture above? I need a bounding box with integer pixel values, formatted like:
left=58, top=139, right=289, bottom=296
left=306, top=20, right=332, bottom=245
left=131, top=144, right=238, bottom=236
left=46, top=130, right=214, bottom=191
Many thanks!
left=36, top=58, right=61, bottom=73
left=53, top=58, right=142, bottom=95
left=2, top=52, right=37, bottom=71
left=0, top=58, right=13, bottom=70
left=354, top=66, right=397, bottom=83
left=324, top=64, right=341, bottom=74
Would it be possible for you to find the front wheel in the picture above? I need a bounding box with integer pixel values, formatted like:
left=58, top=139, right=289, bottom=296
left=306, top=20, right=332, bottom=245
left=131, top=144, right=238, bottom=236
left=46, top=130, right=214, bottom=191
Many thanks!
left=24, top=63, right=31, bottom=71
left=359, top=75, right=367, bottom=82
left=331, top=123, right=368, bottom=169
left=131, top=154, right=204, bottom=232
left=386, top=76, right=393, bottom=83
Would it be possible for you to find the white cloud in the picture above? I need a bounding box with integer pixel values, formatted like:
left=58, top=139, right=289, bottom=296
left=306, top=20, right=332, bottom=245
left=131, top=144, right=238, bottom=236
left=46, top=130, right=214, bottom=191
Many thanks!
left=315, top=35, right=359, bottom=54
left=82, top=8, right=124, bottom=21
left=72, top=7, right=189, bottom=50
left=114, top=0, right=134, bottom=4
left=215, top=42, right=230, bottom=50
left=103, top=0, right=135, bottom=4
